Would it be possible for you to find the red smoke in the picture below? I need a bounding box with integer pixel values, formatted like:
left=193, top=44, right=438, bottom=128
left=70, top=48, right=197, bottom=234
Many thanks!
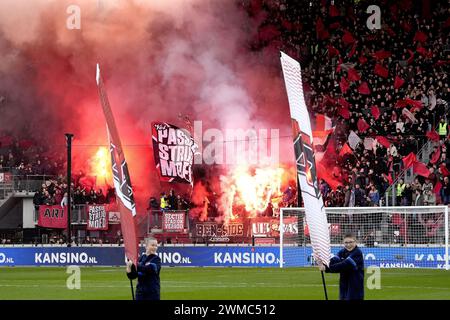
left=0, top=0, right=297, bottom=218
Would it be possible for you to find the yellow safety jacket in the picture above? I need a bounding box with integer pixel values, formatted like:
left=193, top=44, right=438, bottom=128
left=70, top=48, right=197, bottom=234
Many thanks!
left=160, top=197, right=168, bottom=209
left=438, top=122, right=447, bottom=136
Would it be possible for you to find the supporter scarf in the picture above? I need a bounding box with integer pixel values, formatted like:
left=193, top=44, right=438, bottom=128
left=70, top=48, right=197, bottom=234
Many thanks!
left=338, top=107, right=350, bottom=119
left=347, top=68, right=360, bottom=82
left=329, top=5, right=340, bottom=17
left=342, top=30, right=356, bottom=45
left=358, top=82, right=371, bottom=95
left=434, top=181, right=442, bottom=194
left=430, top=147, right=441, bottom=164
left=413, top=161, right=430, bottom=178
left=413, top=31, right=428, bottom=43
left=426, top=130, right=440, bottom=142
left=402, top=152, right=417, bottom=169
left=348, top=42, right=357, bottom=58
left=394, top=75, right=405, bottom=89
left=374, top=64, right=389, bottom=78
left=338, top=97, right=350, bottom=108
left=376, top=136, right=391, bottom=149
left=327, top=44, right=340, bottom=58
left=417, top=46, right=432, bottom=58
left=339, top=143, right=353, bottom=157
left=407, top=49, right=415, bottom=64
left=357, top=118, right=370, bottom=132
left=358, top=55, right=368, bottom=64
left=440, top=164, right=450, bottom=177
left=371, top=105, right=380, bottom=120
left=317, top=162, right=343, bottom=190
left=316, top=17, right=329, bottom=40
left=396, top=98, right=422, bottom=109
left=339, top=77, right=350, bottom=94
left=373, top=49, right=392, bottom=60
left=382, top=173, right=393, bottom=184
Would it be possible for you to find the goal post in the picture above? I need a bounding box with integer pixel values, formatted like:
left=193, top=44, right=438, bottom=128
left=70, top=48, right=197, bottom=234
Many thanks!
left=280, top=206, right=449, bottom=270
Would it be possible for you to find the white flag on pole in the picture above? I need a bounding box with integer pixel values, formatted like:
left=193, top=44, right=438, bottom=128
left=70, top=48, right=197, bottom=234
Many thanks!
left=280, top=52, right=331, bottom=267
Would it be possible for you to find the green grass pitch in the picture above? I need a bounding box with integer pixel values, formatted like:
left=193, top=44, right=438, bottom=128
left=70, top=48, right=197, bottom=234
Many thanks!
left=0, top=267, right=449, bottom=300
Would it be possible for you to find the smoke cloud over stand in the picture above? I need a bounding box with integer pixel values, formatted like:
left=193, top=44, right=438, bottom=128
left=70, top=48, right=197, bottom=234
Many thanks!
left=0, top=0, right=296, bottom=219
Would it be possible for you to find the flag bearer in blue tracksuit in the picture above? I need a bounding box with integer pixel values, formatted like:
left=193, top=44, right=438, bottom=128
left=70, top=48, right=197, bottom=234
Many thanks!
left=319, top=233, right=364, bottom=300
left=126, top=237, right=161, bottom=300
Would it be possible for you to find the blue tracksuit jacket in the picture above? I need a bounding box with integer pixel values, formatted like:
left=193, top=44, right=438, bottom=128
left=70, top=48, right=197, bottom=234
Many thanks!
left=127, top=253, right=161, bottom=300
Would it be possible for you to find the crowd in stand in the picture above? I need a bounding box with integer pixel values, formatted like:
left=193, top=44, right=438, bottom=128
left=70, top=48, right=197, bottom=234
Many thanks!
left=2, top=0, right=448, bottom=211
left=0, top=135, right=117, bottom=207
left=148, top=190, right=192, bottom=212
left=0, top=140, right=64, bottom=176
left=241, top=0, right=449, bottom=206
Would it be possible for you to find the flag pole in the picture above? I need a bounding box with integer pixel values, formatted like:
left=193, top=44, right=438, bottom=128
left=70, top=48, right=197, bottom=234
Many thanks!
left=65, top=133, right=74, bottom=247
left=130, top=278, right=135, bottom=300
left=280, top=52, right=331, bottom=301
left=321, top=270, right=328, bottom=300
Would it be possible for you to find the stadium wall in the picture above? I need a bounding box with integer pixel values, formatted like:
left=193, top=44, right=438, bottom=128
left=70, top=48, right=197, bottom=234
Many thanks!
left=0, top=246, right=447, bottom=269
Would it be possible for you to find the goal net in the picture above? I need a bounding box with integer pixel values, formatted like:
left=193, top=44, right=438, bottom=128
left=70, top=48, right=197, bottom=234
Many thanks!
left=279, top=206, right=449, bottom=270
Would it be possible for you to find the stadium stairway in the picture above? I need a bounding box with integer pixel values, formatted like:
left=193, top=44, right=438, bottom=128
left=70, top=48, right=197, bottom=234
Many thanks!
left=0, top=179, right=14, bottom=209
left=0, top=180, right=13, bottom=200
left=385, top=138, right=440, bottom=205
left=0, top=189, right=35, bottom=229
left=0, top=193, right=20, bottom=226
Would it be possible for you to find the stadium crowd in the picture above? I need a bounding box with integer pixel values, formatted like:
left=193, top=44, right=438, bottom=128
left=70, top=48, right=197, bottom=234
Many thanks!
left=1, top=0, right=448, bottom=210
left=0, top=136, right=117, bottom=207
left=32, top=180, right=117, bottom=208
left=0, top=141, right=64, bottom=175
